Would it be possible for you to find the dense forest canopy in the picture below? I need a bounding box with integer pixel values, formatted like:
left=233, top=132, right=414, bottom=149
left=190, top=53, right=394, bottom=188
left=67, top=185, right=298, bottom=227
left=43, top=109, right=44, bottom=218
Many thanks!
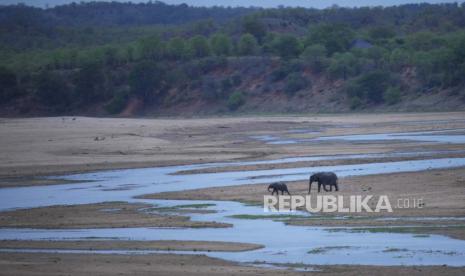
left=1, top=1, right=465, bottom=115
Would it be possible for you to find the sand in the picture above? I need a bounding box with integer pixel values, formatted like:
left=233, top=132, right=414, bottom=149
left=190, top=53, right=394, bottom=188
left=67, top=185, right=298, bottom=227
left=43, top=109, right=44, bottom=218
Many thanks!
left=1, top=112, right=465, bottom=180
left=0, top=202, right=229, bottom=229
left=0, top=253, right=464, bottom=276
left=141, top=167, right=465, bottom=216
left=0, top=240, right=263, bottom=252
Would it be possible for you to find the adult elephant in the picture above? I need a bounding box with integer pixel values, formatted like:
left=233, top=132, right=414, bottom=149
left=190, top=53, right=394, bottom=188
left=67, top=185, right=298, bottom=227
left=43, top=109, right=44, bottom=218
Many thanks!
left=308, top=172, right=338, bottom=193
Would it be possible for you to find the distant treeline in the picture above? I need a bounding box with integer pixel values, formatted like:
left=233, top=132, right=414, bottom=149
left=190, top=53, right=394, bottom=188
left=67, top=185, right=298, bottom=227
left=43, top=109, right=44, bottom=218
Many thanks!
left=1, top=2, right=465, bottom=114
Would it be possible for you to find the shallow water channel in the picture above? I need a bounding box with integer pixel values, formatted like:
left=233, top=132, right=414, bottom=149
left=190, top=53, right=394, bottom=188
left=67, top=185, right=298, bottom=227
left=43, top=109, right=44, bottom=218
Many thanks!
left=252, top=128, right=465, bottom=145
left=1, top=151, right=465, bottom=267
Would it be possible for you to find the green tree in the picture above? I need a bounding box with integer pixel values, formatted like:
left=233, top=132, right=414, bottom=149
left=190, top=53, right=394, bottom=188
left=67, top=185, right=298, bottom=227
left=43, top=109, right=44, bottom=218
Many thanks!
left=166, top=37, right=187, bottom=60
left=137, top=35, right=165, bottom=60
left=129, top=61, right=165, bottom=101
left=413, top=51, right=435, bottom=84
left=271, top=34, right=302, bottom=59
left=0, top=67, right=19, bottom=103
left=35, top=71, right=70, bottom=109
left=210, top=33, right=232, bottom=56
left=368, top=26, right=395, bottom=41
left=74, top=63, right=106, bottom=104
left=242, top=16, right=266, bottom=42
left=306, top=23, right=354, bottom=55
left=389, top=48, right=410, bottom=70
left=407, top=31, right=444, bottom=51
left=189, top=35, right=211, bottom=58
left=363, top=46, right=387, bottom=68
left=301, top=44, right=328, bottom=72
left=238, top=33, right=259, bottom=56
left=327, top=52, right=358, bottom=80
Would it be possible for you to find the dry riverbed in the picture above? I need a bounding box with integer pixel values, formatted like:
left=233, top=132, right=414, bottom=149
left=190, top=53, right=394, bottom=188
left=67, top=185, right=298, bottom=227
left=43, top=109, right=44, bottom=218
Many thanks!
left=1, top=113, right=465, bottom=274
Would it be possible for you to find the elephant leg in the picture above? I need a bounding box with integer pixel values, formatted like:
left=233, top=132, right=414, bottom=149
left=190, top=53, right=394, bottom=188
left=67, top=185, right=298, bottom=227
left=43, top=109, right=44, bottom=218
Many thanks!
left=308, top=182, right=312, bottom=194
left=335, top=183, right=339, bottom=191
left=318, top=183, right=321, bottom=193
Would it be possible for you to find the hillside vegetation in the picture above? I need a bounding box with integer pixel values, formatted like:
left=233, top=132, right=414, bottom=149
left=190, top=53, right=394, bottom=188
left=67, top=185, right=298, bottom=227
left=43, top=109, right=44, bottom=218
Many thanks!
left=1, top=1, right=465, bottom=116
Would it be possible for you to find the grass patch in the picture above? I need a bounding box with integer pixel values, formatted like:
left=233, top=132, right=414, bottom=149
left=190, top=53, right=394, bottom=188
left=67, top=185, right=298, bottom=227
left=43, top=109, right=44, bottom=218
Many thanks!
left=228, top=214, right=309, bottom=220
left=172, top=203, right=216, bottom=209
left=413, top=234, right=430, bottom=238
left=326, top=225, right=465, bottom=235
left=308, top=246, right=352, bottom=254
left=150, top=203, right=215, bottom=211
left=382, top=248, right=409, bottom=253
left=239, top=200, right=262, bottom=207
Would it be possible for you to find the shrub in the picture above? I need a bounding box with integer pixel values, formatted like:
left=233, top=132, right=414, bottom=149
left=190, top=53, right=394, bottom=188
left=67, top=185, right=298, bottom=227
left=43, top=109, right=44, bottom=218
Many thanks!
left=232, top=74, right=242, bottom=86
left=227, top=91, right=245, bottom=110
left=221, top=78, right=233, bottom=91
left=196, top=56, right=228, bottom=73
left=383, top=86, right=401, bottom=105
left=350, top=96, right=363, bottom=109
left=202, top=78, right=222, bottom=100
left=104, top=87, right=129, bottom=114
left=285, top=73, right=309, bottom=95
left=271, top=66, right=290, bottom=82
left=346, top=70, right=392, bottom=104
left=271, top=61, right=301, bottom=82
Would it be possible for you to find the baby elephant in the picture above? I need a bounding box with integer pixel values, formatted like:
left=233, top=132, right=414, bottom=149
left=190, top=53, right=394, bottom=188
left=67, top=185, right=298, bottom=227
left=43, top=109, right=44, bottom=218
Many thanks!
left=309, top=172, right=338, bottom=193
left=268, top=182, right=291, bottom=195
